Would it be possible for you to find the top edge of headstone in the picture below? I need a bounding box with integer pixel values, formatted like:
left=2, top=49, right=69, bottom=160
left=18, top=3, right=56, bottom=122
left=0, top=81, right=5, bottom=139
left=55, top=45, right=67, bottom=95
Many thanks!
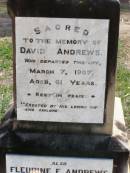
left=7, top=0, right=120, bottom=18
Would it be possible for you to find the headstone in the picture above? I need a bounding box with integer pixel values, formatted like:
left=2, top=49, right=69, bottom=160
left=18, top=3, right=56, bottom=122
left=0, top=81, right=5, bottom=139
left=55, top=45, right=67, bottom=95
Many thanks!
left=7, top=0, right=120, bottom=135
left=0, top=1, right=129, bottom=173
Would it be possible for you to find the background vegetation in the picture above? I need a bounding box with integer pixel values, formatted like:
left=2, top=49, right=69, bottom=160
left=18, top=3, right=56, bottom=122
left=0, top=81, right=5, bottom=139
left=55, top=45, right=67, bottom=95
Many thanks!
left=116, top=40, right=130, bottom=127
left=0, top=38, right=13, bottom=118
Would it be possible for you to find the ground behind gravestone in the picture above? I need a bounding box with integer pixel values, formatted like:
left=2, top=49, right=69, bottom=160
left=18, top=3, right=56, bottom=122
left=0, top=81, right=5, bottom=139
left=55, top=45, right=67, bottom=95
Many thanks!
left=117, top=10, right=130, bottom=131
left=0, top=4, right=130, bottom=129
left=120, top=11, right=130, bottom=70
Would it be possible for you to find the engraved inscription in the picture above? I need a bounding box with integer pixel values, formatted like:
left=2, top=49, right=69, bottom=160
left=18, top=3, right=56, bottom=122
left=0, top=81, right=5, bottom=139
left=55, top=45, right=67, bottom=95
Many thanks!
left=6, top=155, right=113, bottom=173
left=15, top=17, right=109, bottom=123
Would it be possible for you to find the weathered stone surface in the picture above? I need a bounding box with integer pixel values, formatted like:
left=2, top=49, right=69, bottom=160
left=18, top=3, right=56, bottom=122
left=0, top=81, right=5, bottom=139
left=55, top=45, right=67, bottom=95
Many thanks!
left=6, top=0, right=120, bottom=134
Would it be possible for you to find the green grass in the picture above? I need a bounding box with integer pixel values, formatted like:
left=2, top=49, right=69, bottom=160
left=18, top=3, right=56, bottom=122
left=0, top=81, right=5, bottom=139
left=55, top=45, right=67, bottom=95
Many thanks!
left=0, top=39, right=12, bottom=70
left=0, top=38, right=13, bottom=119
left=0, top=85, right=12, bottom=117
left=116, top=40, right=130, bottom=127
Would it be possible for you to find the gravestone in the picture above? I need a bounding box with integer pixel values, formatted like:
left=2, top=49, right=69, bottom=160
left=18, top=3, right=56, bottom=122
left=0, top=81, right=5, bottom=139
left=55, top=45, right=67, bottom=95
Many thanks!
left=7, top=0, right=120, bottom=135
left=0, top=0, right=129, bottom=173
